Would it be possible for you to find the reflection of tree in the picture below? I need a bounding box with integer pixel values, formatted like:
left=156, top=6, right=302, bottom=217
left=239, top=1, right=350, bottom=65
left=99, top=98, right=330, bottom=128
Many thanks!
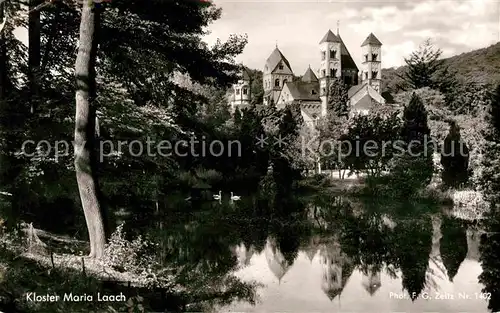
left=440, top=216, right=467, bottom=282
left=265, top=236, right=291, bottom=282
left=479, top=208, right=500, bottom=312
left=392, top=216, right=432, bottom=301
left=340, top=211, right=392, bottom=271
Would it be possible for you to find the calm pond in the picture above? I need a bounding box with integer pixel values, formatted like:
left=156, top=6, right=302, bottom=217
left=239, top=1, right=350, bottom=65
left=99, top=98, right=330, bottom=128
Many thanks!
left=3, top=190, right=494, bottom=312
left=141, top=193, right=491, bottom=312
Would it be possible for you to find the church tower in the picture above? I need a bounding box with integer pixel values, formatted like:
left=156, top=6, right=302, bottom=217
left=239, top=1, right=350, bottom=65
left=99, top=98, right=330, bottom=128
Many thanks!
left=230, top=66, right=252, bottom=112
left=263, top=46, right=293, bottom=106
left=319, top=30, right=342, bottom=116
left=361, top=33, right=382, bottom=93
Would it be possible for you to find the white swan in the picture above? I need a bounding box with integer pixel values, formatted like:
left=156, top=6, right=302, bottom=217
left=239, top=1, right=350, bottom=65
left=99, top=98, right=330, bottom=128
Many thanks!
left=213, top=190, right=222, bottom=201
left=230, top=192, right=241, bottom=201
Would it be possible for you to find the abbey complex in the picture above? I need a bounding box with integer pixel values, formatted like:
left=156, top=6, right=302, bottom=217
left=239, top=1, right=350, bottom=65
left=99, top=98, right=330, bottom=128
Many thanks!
left=229, top=30, right=386, bottom=127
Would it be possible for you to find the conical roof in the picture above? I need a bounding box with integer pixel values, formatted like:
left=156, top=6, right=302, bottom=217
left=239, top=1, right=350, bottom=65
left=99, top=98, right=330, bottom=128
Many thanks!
left=320, top=30, right=341, bottom=44
left=240, top=66, right=251, bottom=81
left=338, top=35, right=358, bottom=71
left=302, top=66, right=318, bottom=83
left=232, top=242, right=255, bottom=267
left=323, top=287, right=343, bottom=301
left=320, top=242, right=355, bottom=301
left=305, top=247, right=317, bottom=262
left=265, top=47, right=292, bottom=73
left=364, top=283, right=381, bottom=296
left=321, top=264, right=354, bottom=301
left=265, top=237, right=291, bottom=281
left=361, top=33, right=382, bottom=47
left=362, top=280, right=381, bottom=296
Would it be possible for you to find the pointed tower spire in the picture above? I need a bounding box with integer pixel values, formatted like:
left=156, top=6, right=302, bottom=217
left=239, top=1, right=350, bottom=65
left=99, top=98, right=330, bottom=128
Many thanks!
left=276, top=40, right=278, bottom=48
left=337, top=20, right=340, bottom=35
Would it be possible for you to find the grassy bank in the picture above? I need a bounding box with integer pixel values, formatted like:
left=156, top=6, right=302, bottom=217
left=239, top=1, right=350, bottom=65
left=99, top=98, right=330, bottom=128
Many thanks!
left=302, top=173, right=488, bottom=219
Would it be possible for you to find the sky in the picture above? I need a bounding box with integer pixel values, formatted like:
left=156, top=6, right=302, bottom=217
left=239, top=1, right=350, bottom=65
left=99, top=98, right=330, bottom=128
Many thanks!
left=203, top=0, right=500, bottom=75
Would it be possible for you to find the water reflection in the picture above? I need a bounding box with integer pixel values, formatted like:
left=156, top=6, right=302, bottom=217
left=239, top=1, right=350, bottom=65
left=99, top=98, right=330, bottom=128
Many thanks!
left=179, top=195, right=489, bottom=312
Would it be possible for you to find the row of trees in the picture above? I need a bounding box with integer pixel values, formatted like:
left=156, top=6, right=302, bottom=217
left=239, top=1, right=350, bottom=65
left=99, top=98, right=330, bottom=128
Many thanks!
left=313, top=75, right=470, bottom=197
left=297, top=39, right=500, bottom=199
left=0, top=0, right=306, bottom=260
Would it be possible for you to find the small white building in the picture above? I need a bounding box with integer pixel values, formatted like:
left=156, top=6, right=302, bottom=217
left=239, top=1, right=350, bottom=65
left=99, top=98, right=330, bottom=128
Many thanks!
left=229, top=66, right=253, bottom=113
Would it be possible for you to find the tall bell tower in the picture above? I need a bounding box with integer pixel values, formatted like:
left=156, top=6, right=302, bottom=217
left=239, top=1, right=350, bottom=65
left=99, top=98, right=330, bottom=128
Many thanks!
left=361, top=33, right=382, bottom=93
left=319, top=29, right=341, bottom=116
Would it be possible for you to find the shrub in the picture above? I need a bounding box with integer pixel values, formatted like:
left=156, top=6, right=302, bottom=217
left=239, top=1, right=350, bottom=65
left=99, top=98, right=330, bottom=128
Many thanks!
left=103, top=224, right=171, bottom=288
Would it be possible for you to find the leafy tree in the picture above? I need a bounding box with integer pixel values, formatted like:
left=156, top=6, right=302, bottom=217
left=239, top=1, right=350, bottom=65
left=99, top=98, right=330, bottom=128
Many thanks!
left=248, top=69, right=263, bottom=105
left=446, top=81, right=492, bottom=115
left=480, top=84, right=500, bottom=205
left=440, top=121, right=469, bottom=188
left=388, top=93, right=433, bottom=197
left=401, top=92, right=431, bottom=144
left=327, top=78, right=349, bottom=117
left=343, top=112, right=402, bottom=179
left=269, top=105, right=304, bottom=195
left=317, top=114, right=348, bottom=175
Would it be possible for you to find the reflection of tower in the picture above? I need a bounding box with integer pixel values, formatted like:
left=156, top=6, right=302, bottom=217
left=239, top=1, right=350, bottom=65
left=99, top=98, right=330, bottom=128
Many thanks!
left=319, top=239, right=353, bottom=301
left=265, top=236, right=291, bottom=283
left=466, top=228, right=481, bottom=261
left=362, top=267, right=381, bottom=296
left=302, top=235, right=321, bottom=263
left=230, top=242, right=255, bottom=267
left=431, top=215, right=442, bottom=258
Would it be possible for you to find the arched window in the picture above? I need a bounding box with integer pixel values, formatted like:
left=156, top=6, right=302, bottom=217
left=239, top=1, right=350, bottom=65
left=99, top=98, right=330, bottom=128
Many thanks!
left=274, top=79, right=280, bottom=87
left=312, top=114, right=319, bottom=126
left=236, top=88, right=240, bottom=95
left=330, top=49, right=336, bottom=59
left=283, top=79, right=288, bottom=85
left=243, top=87, right=248, bottom=95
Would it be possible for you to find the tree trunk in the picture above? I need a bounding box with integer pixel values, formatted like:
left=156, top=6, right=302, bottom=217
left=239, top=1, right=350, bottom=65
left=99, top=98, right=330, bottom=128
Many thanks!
left=28, top=0, right=41, bottom=114
left=0, top=2, right=6, bottom=100
left=41, top=9, right=60, bottom=73
left=74, top=2, right=105, bottom=259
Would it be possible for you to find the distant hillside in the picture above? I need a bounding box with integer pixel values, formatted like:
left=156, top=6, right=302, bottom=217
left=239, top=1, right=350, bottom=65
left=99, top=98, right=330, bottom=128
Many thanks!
left=382, top=42, right=500, bottom=93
